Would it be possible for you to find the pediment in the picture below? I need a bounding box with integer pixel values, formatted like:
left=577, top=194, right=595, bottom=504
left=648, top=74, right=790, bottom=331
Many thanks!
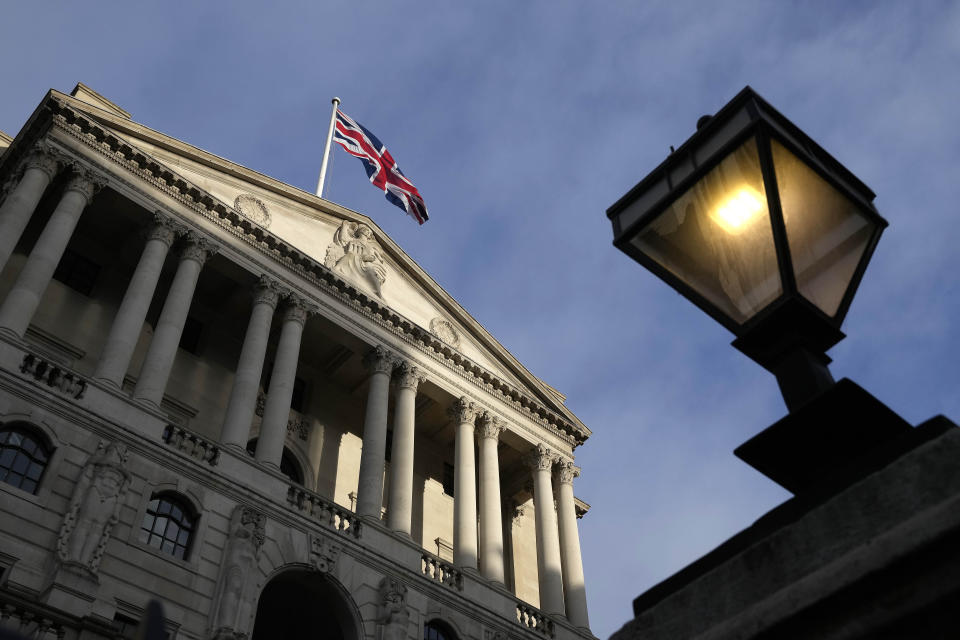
left=56, top=91, right=583, bottom=428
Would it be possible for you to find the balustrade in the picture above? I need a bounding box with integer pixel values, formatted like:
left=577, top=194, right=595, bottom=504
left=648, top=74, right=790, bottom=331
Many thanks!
left=161, top=424, right=221, bottom=466
left=18, top=353, right=87, bottom=399
left=0, top=601, right=67, bottom=639
left=286, top=485, right=362, bottom=538
left=420, top=550, right=463, bottom=591
left=516, top=602, right=555, bottom=637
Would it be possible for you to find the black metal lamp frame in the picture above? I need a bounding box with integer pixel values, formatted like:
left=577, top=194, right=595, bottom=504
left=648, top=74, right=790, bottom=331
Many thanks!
left=607, top=86, right=889, bottom=410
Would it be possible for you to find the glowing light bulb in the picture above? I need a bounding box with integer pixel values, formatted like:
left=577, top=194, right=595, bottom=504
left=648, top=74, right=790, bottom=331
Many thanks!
left=711, top=186, right=765, bottom=234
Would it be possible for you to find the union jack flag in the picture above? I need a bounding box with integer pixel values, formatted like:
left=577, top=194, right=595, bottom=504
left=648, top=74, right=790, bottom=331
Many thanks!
left=332, top=109, right=429, bottom=225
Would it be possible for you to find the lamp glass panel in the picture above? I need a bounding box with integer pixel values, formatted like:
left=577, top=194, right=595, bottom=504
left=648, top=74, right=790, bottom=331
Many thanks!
left=771, top=139, right=876, bottom=317
left=630, top=137, right=781, bottom=325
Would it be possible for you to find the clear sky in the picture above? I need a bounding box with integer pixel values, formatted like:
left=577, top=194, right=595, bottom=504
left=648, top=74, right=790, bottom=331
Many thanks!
left=3, top=2, right=958, bottom=637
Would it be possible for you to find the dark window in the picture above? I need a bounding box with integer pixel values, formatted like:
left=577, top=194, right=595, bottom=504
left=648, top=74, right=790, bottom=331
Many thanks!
left=384, top=429, right=394, bottom=463
left=290, top=377, right=307, bottom=412
left=0, top=425, right=51, bottom=494
left=442, top=463, right=455, bottom=497
left=179, top=316, right=203, bottom=354
left=245, top=440, right=304, bottom=485
left=53, top=248, right=100, bottom=296
left=261, top=371, right=307, bottom=413
left=139, top=493, right=196, bottom=560
left=424, top=620, right=456, bottom=640
left=113, top=613, right=140, bottom=640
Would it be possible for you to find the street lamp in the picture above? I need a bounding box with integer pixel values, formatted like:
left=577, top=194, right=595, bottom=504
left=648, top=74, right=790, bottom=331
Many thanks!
left=606, top=87, right=913, bottom=494
left=607, top=86, right=887, bottom=412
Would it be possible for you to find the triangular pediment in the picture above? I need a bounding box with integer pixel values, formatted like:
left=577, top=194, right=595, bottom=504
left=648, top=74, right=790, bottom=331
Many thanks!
left=53, top=89, right=585, bottom=435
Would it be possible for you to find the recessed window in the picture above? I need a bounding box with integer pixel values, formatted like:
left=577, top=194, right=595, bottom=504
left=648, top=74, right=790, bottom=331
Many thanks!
left=53, top=248, right=100, bottom=296
left=179, top=316, right=203, bottom=354
left=139, top=493, right=196, bottom=560
left=245, top=440, right=304, bottom=485
left=442, top=463, right=455, bottom=498
left=424, top=620, right=456, bottom=640
left=0, top=424, right=52, bottom=494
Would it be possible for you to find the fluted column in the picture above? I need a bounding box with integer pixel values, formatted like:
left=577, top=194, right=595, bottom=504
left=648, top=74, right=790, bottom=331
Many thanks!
left=133, top=233, right=215, bottom=405
left=526, top=444, right=565, bottom=616
left=0, top=171, right=103, bottom=337
left=0, top=144, right=62, bottom=272
left=477, top=412, right=506, bottom=584
left=386, top=361, right=424, bottom=536
left=220, top=276, right=280, bottom=449
left=450, top=396, right=480, bottom=571
left=356, top=346, right=394, bottom=519
left=255, top=296, right=311, bottom=468
left=556, top=462, right=589, bottom=629
left=94, top=214, right=179, bottom=386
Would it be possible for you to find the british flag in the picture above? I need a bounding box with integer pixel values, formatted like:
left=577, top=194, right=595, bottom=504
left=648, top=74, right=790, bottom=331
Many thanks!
left=332, top=109, right=429, bottom=225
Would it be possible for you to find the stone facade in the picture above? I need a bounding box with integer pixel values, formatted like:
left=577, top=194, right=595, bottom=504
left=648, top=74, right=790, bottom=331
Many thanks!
left=0, top=84, right=595, bottom=640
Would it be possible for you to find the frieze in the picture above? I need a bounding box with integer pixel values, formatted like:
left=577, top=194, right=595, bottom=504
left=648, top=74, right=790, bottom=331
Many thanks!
left=42, top=99, right=588, bottom=448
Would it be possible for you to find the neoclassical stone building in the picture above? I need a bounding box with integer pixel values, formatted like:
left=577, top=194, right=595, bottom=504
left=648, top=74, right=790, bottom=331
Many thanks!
left=0, top=84, right=595, bottom=640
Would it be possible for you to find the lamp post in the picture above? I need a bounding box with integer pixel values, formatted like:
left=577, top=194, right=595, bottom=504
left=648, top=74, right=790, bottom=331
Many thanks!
left=606, top=87, right=914, bottom=495
left=607, top=86, right=887, bottom=412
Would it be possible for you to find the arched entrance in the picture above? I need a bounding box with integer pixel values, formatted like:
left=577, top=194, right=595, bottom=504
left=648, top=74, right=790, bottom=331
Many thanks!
left=251, top=569, right=362, bottom=640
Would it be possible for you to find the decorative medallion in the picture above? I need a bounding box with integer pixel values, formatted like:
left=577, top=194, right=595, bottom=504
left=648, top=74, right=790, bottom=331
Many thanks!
left=234, top=194, right=271, bottom=228
left=430, top=317, right=460, bottom=348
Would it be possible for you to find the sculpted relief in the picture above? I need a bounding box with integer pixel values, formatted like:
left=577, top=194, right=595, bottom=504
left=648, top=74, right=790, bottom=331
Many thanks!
left=324, top=221, right=387, bottom=298
left=57, top=441, right=131, bottom=577
left=377, top=576, right=410, bottom=640
left=211, top=506, right=266, bottom=640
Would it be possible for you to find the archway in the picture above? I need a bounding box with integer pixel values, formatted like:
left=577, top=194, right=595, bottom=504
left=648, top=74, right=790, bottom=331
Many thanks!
left=250, top=569, right=362, bottom=640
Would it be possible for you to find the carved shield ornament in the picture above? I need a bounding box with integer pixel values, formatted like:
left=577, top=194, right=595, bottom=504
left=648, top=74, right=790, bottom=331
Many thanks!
left=234, top=194, right=271, bottom=228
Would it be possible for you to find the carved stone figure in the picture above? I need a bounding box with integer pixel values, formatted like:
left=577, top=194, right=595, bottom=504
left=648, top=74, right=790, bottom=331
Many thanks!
left=324, top=221, right=387, bottom=297
left=57, top=441, right=130, bottom=576
left=377, top=576, right=410, bottom=640
left=211, top=506, right=265, bottom=640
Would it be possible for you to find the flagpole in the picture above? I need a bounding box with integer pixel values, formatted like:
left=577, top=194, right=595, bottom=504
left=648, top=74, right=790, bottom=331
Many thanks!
left=315, top=96, right=341, bottom=198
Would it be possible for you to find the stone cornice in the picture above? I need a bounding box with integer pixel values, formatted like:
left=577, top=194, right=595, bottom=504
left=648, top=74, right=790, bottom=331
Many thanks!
left=27, top=96, right=589, bottom=448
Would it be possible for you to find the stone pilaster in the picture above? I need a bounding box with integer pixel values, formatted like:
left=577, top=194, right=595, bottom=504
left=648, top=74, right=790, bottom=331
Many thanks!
left=94, top=213, right=180, bottom=386
left=133, top=233, right=216, bottom=406
left=356, top=346, right=394, bottom=519
left=255, top=295, right=312, bottom=468
left=220, top=276, right=281, bottom=449
left=386, top=361, right=425, bottom=535
left=525, top=444, right=565, bottom=616
left=450, top=396, right=480, bottom=571
left=477, top=412, right=506, bottom=584
left=0, top=170, right=104, bottom=337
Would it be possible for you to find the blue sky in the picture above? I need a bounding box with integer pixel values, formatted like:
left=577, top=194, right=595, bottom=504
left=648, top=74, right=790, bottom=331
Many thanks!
left=3, top=2, right=959, bottom=637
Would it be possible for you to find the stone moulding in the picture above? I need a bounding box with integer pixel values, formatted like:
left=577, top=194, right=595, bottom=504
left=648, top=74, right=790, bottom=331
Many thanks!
left=33, top=97, right=587, bottom=448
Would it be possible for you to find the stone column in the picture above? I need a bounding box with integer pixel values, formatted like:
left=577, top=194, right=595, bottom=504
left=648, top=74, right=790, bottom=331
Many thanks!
left=0, top=144, right=62, bottom=272
left=477, top=412, right=506, bottom=584
left=93, top=214, right=179, bottom=386
left=526, top=444, right=565, bottom=616
left=0, top=171, right=103, bottom=337
left=556, top=462, right=589, bottom=629
left=132, top=233, right=214, bottom=406
left=219, top=277, right=280, bottom=449
left=255, top=296, right=311, bottom=468
left=356, top=346, right=394, bottom=519
left=386, top=361, right=424, bottom=536
left=450, top=396, right=480, bottom=571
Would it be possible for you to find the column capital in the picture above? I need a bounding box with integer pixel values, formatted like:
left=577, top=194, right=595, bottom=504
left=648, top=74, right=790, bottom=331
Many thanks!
left=448, top=396, right=479, bottom=424
left=252, top=275, right=282, bottom=309
left=22, top=141, right=64, bottom=180
left=363, top=345, right=394, bottom=375
left=523, top=444, right=556, bottom=472
left=145, top=212, right=179, bottom=247
left=556, top=460, right=580, bottom=485
left=393, top=361, right=425, bottom=391
left=476, top=412, right=504, bottom=440
left=64, top=169, right=106, bottom=203
left=180, top=232, right=218, bottom=265
left=280, top=297, right=312, bottom=326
